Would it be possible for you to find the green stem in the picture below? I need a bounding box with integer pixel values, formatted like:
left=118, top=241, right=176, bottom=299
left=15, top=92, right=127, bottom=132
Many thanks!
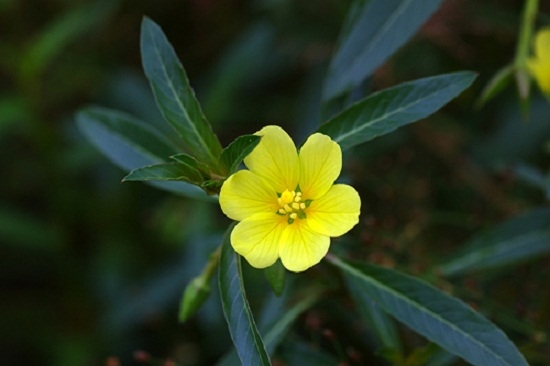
left=515, top=0, right=538, bottom=68
left=202, top=245, right=222, bottom=283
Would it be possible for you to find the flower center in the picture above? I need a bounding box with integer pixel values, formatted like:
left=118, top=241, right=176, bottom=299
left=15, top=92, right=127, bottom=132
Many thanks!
left=276, top=189, right=311, bottom=224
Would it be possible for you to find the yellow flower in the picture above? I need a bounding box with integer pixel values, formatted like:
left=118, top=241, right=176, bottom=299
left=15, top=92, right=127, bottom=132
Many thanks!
left=528, top=28, right=550, bottom=95
left=219, top=126, right=361, bottom=272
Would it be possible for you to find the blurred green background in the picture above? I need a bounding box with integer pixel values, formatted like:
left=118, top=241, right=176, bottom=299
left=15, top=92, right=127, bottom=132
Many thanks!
left=2, top=0, right=550, bottom=365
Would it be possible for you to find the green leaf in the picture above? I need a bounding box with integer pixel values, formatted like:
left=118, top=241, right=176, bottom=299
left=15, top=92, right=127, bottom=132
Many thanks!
left=20, top=1, right=116, bottom=82
left=324, top=0, right=444, bottom=99
left=219, top=225, right=271, bottom=366
left=170, top=153, right=210, bottom=176
left=178, top=277, right=211, bottom=322
left=277, top=337, right=339, bottom=366
left=328, top=255, right=528, bottom=366
left=347, top=277, right=402, bottom=359
left=263, top=260, right=285, bottom=297
left=217, top=289, right=320, bottom=366
left=123, top=162, right=203, bottom=184
left=439, top=207, right=550, bottom=277
left=318, top=72, right=477, bottom=151
left=76, top=106, right=209, bottom=199
left=140, top=17, right=223, bottom=167
left=476, top=64, right=514, bottom=108
left=219, top=134, right=261, bottom=176
left=76, top=106, right=177, bottom=167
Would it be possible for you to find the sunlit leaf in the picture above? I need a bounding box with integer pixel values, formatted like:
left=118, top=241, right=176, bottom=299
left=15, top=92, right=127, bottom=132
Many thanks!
left=439, top=207, right=550, bottom=277
left=219, top=225, right=271, bottom=365
left=318, top=72, right=476, bottom=151
left=324, top=0, right=444, bottom=99
left=328, top=255, right=528, bottom=366
left=140, top=17, right=223, bottom=167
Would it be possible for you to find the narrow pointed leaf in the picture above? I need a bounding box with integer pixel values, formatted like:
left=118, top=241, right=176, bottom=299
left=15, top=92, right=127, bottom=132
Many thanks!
left=319, top=72, right=476, bottom=151
left=217, top=289, right=320, bottom=366
left=219, top=134, right=261, bottom=175
left=476, top=64, right=514, bottom=108
left=263, top=260, right=285, bottom=296
left=140, top=17, right=223, bottom=167
left=76, top=107, right=210, bottom=199
left=347, top=277, right=402, bottom=357
left=328, top=255, right=528, bottom=366
left=170, top=153, right=210, bottom=176
left=77, top=106, right=178, bottom=166
left=324, top=0, right=444, bottom=99
left=219, top=225, right=271, bottom=366
left=440, top=207, right=550, bottom=277
left=123, top=162, right=203, bottom=184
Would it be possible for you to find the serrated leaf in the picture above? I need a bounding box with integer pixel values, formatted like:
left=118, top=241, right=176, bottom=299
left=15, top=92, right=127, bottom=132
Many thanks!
left=263, top=260, right=285, bottom=297
left=318, top=72, right=476, bottom=151
left=123, top=162, right=203, bottom=184
left=439, top=207, right=550, bottom=277
left=219, top=134, right=261, bottom=175
left=219, top=225, right=271, bottom=366
left=328, top=255, right=528, bottom=366
left=324, top=0, right=444, bottom=100
left=140, top=17, right=223, bottom=167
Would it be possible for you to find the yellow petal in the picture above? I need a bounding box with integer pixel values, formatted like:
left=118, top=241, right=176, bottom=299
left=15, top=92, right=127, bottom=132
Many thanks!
left=528, top=58, right=550, bottom=94
left=219, top=170, right=279, bottom=221
left=534, top=28, right=550, bottom=61
left=298, top=133, right=342, bottom=199
left=231, top=213, right=287, bottom=269
left=244, top=126, right=299, bottom=193
left=279, top=220, right=330, bottom=272
left=307, top=184, right=361, bottom=237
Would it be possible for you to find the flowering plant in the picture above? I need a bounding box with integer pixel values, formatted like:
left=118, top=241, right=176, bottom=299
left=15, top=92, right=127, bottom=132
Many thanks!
left=76, top=3, right=532, bottom=365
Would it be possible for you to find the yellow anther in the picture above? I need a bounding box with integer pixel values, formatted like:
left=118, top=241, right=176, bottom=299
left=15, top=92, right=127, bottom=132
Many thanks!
left=290, top=213, right=297, bottom=219
left=278, top=208, right=286, bottom=215
left=280, top=189, right=295, bottom=204
left=300, top=203, right=306, bottom=209
left=284, top=204, right=292, bottom=212
left=291, top=202, right=300, bottom=210
left=294, top=195, right=301, bottom=202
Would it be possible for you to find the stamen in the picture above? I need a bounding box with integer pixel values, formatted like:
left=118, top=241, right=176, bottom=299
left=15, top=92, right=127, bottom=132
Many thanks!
left=300, top=203, right=306, bottom=209
left=292, top=202, right=300, bottom=210
left=290, top=213, right=297, bottom=219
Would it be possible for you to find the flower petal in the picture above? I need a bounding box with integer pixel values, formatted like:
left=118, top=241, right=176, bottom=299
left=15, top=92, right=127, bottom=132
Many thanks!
left=528, top=58, right=550, bottom=94
left=231, top=213, right=287, bottom=269
left=219, top=170, right=279, bottom=221
left=534, top=28, right=550, bottom=62
left=298, top=133, right=342, bottom=199
left=306, top=184, right=361, bottom=237
left=244, top=125, right=299, bottom=193
left=279, top=220, right=330, bottom=272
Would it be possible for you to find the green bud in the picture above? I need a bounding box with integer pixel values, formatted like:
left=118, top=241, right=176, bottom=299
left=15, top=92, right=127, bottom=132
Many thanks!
left=178, top=277, right=211, bottom=322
